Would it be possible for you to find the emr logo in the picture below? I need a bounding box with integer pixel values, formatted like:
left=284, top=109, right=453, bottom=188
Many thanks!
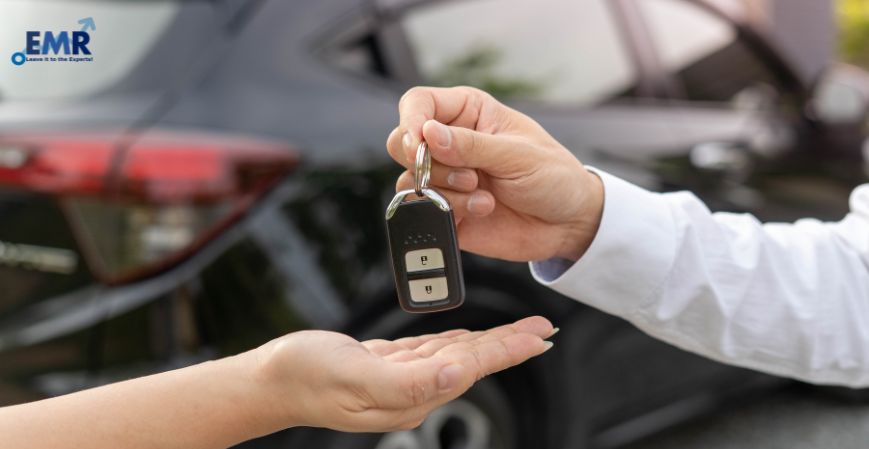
left=10, top=17, right=95, bottom=66
left=25, top=31, right=91, bottom=56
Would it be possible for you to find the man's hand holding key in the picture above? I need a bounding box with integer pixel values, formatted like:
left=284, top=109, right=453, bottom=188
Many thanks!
left=386, top=86, right=605, bottom=263
left=387, top=85, right=869, bottom=390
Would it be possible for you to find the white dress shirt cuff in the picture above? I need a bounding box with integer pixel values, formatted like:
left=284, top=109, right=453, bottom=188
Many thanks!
left=530, top=167, right=677, bottom=317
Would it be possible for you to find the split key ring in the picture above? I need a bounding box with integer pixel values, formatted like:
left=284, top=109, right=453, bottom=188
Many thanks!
left=414, top=141, right=431, bottom=196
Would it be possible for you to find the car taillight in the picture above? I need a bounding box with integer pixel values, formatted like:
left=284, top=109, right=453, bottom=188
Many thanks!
left=0, top=131, right=299, bottom=283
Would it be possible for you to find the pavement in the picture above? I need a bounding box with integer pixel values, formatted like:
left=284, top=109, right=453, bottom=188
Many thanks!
left=625, top=388, right=869, bottom=449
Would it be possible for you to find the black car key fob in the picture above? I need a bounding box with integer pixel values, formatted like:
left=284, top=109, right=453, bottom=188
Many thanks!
left=385, top=142, right=465, bottom=312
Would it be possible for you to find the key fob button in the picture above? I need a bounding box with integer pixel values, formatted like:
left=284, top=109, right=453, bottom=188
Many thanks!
left=408, top=277, right=449, bottom=302
left=405, top=248, right=445, bottom=272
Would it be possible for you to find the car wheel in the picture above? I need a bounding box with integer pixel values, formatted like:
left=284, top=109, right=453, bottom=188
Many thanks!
left=257, top=376, right=516, bottom=449
left=373, top=377, right=515, bottom=449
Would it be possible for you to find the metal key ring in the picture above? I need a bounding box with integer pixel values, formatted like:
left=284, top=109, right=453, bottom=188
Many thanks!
left=414, top=141, right=431, bottom=196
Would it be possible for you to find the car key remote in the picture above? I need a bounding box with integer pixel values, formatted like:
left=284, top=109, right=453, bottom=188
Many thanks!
left=385, top=142, right=465, bottom=312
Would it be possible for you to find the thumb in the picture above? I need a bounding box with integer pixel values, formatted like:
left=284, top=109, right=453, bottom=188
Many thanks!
left=361, top=358, right=471, bottom=410
left=420, top=120, right=536, bottom=178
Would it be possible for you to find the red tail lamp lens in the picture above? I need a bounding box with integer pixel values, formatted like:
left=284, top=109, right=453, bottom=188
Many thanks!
left=0, top=131, right=299, bottom=283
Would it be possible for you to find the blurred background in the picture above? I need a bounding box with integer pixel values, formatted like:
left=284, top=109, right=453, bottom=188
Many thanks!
left=0, top=0, right=868, bottom=448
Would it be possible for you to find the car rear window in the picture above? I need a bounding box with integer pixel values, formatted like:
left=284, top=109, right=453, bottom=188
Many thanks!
left=401, top=0, right=637, bottom=106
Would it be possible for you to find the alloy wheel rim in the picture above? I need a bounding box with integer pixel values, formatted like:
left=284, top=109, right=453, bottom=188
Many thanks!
left=374, top=398, right=496, bottom=449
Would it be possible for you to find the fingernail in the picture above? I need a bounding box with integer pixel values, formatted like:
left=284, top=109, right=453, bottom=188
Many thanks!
left=467, top=193, right=491, bottom=215
left=438, top=364, right=465, bottom=392
left=432, top=121, right=451, bottom=147
left=402, top=132, right=413, bottom=150
left=447, top=170, right=473, bottom=189
left=549, top=328, right=560, bottom=338
left=542, top=341, right=555, bottom=353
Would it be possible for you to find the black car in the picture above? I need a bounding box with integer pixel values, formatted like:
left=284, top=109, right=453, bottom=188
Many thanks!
left=0, top=1, right=865, bottom=448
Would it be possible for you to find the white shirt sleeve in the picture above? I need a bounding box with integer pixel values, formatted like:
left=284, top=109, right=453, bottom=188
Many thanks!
left=531, top=168, right=869, bottom=387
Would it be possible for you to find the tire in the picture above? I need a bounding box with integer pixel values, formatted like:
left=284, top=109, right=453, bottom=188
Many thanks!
left=373, top=378, right=516, bottom=449
left=272, top=377, right=515, bottom=449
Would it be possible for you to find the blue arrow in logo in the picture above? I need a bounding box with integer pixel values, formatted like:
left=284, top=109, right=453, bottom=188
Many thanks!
left=78, top=17, right=95, bottom=32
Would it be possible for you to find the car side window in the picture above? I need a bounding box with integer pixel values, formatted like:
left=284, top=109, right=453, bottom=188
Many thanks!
left=399, top=0, right=637, bottom=106
left=636, top=0, right=779, bottom=103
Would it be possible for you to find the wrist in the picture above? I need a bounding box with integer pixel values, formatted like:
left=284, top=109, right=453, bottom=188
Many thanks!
left=235, top=344, right=304, bottom=434
left=555, top=168, right=604, bottom=261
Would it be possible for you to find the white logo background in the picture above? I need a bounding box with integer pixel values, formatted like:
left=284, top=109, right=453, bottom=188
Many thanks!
left=0, top=2, right=176, bottom=100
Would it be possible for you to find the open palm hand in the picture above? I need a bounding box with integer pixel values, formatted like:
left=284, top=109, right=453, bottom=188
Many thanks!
left=254, top=316, right=554, bottom=432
